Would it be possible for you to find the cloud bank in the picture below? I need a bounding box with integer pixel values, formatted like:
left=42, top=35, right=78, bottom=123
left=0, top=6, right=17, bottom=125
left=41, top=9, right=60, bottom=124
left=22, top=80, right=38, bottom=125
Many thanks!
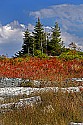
left=30, top=4, right=83, bottom=50
left=30, top=4, right=83, bottom=21
left=0, top=21, right=34, bottom=57
left=30, top=4, right=83, bottom=31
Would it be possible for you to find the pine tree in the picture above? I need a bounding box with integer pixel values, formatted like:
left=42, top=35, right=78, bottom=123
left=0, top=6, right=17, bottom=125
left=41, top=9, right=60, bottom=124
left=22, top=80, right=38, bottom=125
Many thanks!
left=33, top=17, right=45, bottom=54
left=22, top=29, right=33, bottom=56
left=49, top=22, right=63, bottom=56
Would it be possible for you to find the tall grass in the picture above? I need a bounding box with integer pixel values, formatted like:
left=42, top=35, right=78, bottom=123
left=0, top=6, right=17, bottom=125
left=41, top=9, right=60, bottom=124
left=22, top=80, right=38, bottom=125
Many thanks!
left=0, top=90, right=83, bottom=125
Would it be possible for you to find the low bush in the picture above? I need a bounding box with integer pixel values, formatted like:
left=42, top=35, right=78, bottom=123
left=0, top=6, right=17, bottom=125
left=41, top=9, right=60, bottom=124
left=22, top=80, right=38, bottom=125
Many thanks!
left=59, top=50, right=83, bottom=60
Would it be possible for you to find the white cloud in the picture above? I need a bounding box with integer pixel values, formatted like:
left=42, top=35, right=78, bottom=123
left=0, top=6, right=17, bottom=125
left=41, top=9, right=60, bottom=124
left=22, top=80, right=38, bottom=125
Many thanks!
left=0, top=21, right=24, bottom=57
left=30, top=4, right=83, bottom=51
left=61, top=31, right=83, bottom=50
left=0, top=26, right=22, bottom=43
left=30, top=4, right=83, bottom=31
left=30, top=4, right=83, bottom=21
left=0, top=22, right=36, bottom=57
left=27, top=24, right=34, bottom=31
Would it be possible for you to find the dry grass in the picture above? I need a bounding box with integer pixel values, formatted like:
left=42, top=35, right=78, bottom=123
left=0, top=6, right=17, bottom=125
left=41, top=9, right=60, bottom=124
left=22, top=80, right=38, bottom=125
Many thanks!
left=0, top=94, right=29, bottom=105
left=0, top=90, right=83, bottom=125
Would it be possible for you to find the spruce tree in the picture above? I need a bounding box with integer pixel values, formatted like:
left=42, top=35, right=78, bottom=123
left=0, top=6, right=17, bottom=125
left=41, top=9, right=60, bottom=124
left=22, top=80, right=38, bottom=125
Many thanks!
left=33, top=17, right=45, bottom=54
left=49, top=22, right=63, bottom=56
left=14, top=20, right=65, bottom=57
left=22, top=29, right=33, bottom=56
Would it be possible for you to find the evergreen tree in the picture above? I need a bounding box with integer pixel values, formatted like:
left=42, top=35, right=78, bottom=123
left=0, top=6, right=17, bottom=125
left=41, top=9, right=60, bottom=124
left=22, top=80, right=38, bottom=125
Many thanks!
left=49, top=22, right=63, bottom=56
left=44, top=32, right=51, bottom=55
left=14, top=50, right=23, bottom=57
left=22, top=29, right=33, bottom=56
left=33, top=17, right=45, bottom=54
left=14, top=20, right=65, bottom=57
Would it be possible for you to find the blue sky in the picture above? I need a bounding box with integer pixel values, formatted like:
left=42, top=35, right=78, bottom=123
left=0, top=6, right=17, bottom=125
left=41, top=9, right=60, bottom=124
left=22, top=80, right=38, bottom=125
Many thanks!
left=0, top=0, right=83, bottom=57
left=0, top=0, right=82, bottom=25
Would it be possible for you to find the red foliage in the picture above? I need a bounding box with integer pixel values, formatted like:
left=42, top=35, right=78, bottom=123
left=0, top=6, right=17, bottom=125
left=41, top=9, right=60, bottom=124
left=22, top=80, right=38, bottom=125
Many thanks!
left=0, top=57, right=83, bottom=81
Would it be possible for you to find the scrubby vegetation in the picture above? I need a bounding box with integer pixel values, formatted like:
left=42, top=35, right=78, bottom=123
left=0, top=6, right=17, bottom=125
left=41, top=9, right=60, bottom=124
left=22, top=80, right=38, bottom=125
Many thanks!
left=59, top=50, right=83, bottom=60
left=0, top=56, right=83, bottom=81
left=0, top=18, right=83, bottom=125
left=0, top=53, right=83, bottom=124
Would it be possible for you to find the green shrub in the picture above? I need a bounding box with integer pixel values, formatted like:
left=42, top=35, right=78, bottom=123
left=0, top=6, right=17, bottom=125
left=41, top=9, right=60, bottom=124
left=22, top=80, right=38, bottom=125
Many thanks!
left=59, top=50, right=83, bottom=60
left=34, top=50, right=48, bottom=58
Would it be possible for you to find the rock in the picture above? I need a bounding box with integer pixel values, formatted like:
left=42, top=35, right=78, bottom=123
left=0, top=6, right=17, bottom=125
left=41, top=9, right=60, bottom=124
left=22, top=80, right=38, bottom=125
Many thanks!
left=0, top=96, right=41, bottom=109
left=0, top=77, right=23, bottom=87
left=70, top=122, right=83, bottom=125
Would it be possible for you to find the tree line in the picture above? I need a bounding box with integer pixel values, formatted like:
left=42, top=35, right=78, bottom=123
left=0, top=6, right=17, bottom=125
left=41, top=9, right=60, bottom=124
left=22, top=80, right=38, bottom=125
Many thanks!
left=15, top=18, right=65, bottom=57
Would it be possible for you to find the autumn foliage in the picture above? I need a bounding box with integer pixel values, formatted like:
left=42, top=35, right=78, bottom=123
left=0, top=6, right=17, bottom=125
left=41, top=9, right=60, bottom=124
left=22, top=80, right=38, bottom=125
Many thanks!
left=0, top=57, right=83, bottom=81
